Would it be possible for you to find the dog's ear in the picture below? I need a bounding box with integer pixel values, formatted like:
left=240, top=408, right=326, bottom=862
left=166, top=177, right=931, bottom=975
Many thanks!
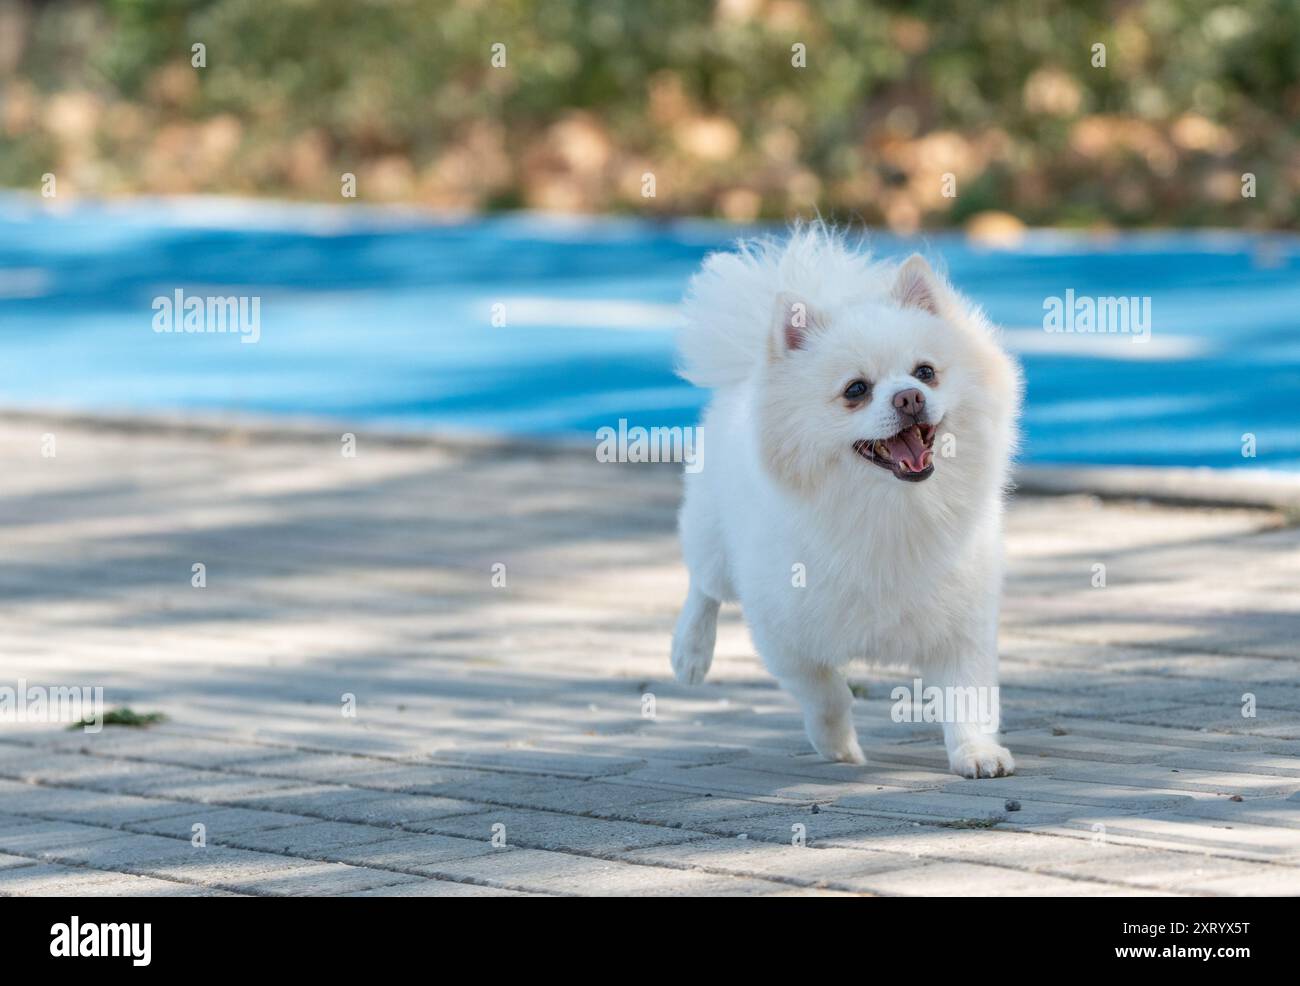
left=772, top=292, right=822, bottom=354
left=891, top=255, right=944, bottom=316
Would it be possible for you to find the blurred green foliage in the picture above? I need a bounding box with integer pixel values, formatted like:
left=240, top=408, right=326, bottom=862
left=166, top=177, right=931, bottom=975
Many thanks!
left=1, top=0, right=1296, bottom=227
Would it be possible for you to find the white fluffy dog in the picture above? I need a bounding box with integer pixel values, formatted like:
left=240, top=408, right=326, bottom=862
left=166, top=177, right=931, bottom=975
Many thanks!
left=671, top=227, right=1021, bottom=779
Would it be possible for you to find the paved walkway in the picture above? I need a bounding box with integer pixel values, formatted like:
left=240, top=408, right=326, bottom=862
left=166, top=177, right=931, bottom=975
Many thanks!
left=0, top=415, right=1297, bottom=896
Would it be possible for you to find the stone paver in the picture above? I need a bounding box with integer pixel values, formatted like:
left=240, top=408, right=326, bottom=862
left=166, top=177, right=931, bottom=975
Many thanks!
left=0, top=861, right=240, bottom=897
left=0, top=416, right=1296, bottom=895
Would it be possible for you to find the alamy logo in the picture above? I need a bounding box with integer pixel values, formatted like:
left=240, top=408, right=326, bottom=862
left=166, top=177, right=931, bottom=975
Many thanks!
left=1043, top=289, right=1150, bottom=343
left=595, top=419, right=703, bottom=473
left=0, top=679, right=103, bottom=732
left=152, top=289, right=261, bottom=343
left=50, top=916, right=151, bottom=966
left=890, top=678, right=1000, bottom=733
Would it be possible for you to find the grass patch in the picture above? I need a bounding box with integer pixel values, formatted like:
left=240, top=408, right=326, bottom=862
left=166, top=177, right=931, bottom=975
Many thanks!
left=68, top=707, right=166, bottom=730
left=937, top=816, right=1005, bottom=829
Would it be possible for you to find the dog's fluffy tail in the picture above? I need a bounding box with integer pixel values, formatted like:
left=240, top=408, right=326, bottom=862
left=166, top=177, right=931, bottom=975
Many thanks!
left=676, top=223, right=880, bottom=389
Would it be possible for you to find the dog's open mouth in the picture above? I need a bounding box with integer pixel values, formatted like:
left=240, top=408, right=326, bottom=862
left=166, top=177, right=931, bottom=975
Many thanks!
left=853, top=423, right=937, bottom=482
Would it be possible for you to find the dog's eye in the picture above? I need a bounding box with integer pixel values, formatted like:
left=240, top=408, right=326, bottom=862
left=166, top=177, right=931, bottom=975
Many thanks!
left=913, top=364, right=936, bottom=383
left=843, top=380, right=870, bottom=401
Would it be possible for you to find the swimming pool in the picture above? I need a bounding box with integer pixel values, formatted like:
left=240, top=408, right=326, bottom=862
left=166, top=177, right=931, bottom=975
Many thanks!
left=1, top=195, right=1296, bottom=470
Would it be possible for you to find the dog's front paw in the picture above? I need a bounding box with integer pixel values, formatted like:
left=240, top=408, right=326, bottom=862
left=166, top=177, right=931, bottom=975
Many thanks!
left=670, top=637, right=711, bottom=685
left=811, top=729, right=867, bottom=765
left=947, top=740, right=1015, bottom=779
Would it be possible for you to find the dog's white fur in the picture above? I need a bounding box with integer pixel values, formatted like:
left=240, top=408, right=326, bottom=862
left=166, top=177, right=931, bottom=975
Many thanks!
left=671, top=226, right=1022, bottom=778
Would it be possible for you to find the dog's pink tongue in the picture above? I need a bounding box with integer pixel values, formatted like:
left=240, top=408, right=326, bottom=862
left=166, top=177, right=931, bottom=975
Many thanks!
left=885, top=428, right=932, bottom=472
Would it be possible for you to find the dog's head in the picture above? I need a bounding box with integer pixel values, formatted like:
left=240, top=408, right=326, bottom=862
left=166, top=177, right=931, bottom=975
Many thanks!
left=757, top=254, right=1020, bottom=495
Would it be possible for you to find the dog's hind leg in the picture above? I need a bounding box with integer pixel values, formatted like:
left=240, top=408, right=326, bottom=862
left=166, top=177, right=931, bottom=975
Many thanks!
left=777, top=664, right=866, bottom=765
left=671, top=584, right=719, bottom=685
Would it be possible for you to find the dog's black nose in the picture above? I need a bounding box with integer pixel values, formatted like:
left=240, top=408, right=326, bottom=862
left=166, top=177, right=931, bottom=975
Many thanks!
left=893, top=387, right=926, bottom=417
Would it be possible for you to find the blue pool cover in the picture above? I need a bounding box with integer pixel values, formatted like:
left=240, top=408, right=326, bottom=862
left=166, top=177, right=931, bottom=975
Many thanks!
left=0, top=195, right=1296, bottom=471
